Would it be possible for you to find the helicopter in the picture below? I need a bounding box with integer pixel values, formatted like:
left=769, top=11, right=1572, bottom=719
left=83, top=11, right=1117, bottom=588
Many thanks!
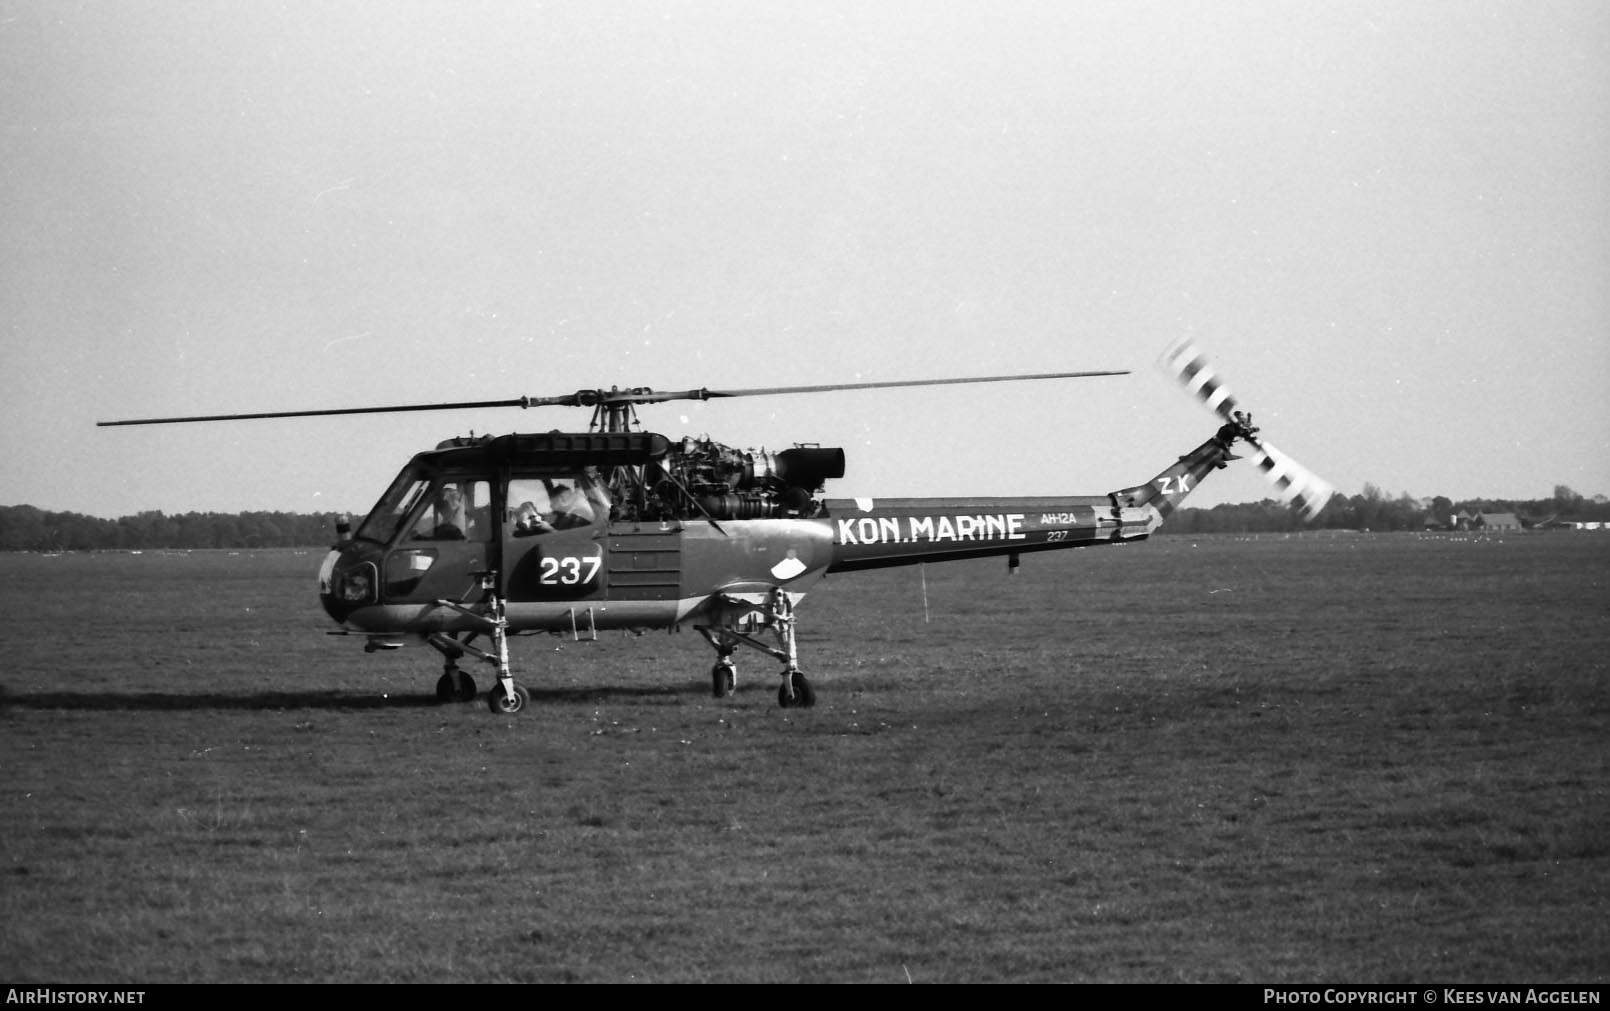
left=97, top=339, right=1333, bottom=714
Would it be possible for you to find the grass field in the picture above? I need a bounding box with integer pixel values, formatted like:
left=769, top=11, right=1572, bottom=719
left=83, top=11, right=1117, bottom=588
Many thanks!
left=1, top=533, right=1607, bottom=983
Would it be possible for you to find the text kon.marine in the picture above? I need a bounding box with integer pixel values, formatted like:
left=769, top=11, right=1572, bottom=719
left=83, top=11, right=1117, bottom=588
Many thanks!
left=836, top=513, right=1027, bottom=545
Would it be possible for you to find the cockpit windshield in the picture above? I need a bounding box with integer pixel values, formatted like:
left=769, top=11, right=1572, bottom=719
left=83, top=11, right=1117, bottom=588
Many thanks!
left=353, top=466, right=431, bottom=544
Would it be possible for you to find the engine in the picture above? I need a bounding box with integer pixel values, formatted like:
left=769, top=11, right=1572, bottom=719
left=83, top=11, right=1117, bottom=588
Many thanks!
left=650, top=436, right=845, bottom=520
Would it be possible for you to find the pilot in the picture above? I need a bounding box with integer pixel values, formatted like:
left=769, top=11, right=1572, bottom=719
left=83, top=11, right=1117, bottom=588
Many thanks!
left=428, top=485, right=468, bottom=540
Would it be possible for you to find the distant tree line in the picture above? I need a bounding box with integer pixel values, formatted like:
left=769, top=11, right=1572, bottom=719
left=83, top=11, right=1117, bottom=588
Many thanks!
left=0, top=505, right=348, bottom=552
left=4, top=484, right=1609, bottom=550
left=1164, top=484, right=1610, bottom=535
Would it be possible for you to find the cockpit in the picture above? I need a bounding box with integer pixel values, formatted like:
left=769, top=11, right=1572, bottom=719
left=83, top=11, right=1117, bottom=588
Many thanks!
left=350, top=465, right=608, bottom=546
left=352, top=469, right=494, bottom=545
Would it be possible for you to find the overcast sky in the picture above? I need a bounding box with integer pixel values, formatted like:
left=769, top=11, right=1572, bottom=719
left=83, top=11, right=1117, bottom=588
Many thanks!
left=3, top=1, right=1606, bottom=519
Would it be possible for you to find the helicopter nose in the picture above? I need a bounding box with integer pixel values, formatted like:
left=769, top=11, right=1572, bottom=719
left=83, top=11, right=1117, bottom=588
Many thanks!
left=317, top=548, right=347, bottom=623
left=317, top=547, right=340, bottom=600
left=319, top=544, right=379, bottom=623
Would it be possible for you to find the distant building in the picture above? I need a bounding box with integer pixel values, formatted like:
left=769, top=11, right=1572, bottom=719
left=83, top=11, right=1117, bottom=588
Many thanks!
left=1475, top=512, right=1521, bottom=531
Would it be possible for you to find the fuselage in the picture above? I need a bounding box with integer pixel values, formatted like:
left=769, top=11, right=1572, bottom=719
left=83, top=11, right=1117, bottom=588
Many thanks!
left=318, top=425, right=1240, bottom=641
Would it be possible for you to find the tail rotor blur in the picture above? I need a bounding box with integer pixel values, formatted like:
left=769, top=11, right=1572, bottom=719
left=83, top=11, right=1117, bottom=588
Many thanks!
left=1161, top=337, right=1244, bottom=422
left=1248, top=438, right=1335, bottom=522
left=1160, top=338, right=1335, bottom=522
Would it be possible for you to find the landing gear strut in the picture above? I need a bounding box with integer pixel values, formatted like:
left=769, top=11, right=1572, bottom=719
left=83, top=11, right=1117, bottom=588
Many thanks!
left=426, top=572, right=532, bottom=715
left=697, top=587, right=815, bottom=709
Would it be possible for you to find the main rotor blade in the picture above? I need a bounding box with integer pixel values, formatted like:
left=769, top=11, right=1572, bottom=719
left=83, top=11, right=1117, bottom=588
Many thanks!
left=698, top=370, right=1130, bottom=399
left=96, top=370, right=1129, bottom=426
left=96, top=397, right=553, bottom=427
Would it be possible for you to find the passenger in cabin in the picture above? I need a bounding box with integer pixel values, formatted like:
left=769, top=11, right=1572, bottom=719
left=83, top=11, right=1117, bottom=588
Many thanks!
left=546, top=479, right=596, bottom=529
left=508, top=472, right=611, bottom=536
left=513, top=499, right=554, bottom=536
left=510, top=479, right=554, bottom=536
left=579, top=467, right=612, bottom=521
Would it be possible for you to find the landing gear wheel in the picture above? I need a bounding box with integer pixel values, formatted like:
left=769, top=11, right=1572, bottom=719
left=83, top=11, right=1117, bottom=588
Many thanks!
left=711, top=663, right=736, bottom=698
left=777, top=670, right=815, bottom=709
left=487, top=681, right=531, bottom=715
left=436, top=669, right=478, bottom=702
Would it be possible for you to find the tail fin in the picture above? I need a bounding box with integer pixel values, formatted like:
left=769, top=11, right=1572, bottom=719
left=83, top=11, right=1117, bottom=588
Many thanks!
left=1111, top=423, right=1246, bottom=519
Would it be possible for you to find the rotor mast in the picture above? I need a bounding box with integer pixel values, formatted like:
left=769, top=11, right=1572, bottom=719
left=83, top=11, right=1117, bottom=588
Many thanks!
left=583, top=388, right=653, bottom=434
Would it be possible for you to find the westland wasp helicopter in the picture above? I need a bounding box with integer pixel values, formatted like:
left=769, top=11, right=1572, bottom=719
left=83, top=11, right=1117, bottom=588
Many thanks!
left=98, top=339, right=1333, bottom=714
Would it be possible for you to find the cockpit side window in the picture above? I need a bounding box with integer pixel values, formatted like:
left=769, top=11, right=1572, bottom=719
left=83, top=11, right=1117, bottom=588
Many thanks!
left=508, top=469, right=611, bottom=536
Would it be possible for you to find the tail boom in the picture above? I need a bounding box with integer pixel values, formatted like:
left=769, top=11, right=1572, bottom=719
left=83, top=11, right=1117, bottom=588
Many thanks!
left=822, top=495, right=1154, bottom=572
left=819, top=421, right=1254, bottom=573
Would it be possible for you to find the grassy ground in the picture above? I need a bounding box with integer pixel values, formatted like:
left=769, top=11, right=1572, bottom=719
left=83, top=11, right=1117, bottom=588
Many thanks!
left=1, top=534, right=1606, bottom=983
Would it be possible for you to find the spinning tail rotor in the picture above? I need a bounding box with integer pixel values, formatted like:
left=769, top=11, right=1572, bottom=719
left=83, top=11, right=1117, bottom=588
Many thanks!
left=1160, top=338, right=1334, bottom=521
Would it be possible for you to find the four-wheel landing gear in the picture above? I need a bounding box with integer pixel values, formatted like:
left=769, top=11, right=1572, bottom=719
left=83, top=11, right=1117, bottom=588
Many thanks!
left=426, top=571, right=532, bottom=715
left=697, top=587, right=815, bottom=709
left=414, top=577, right=816, bottom=714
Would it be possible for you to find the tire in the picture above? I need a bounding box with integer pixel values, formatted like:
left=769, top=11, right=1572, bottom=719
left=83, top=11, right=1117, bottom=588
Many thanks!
left=711, top=663, right=736, bottom=698
left=487, top=681, right=530, bottom=715
left=777, top=671, right=815, bottom=709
